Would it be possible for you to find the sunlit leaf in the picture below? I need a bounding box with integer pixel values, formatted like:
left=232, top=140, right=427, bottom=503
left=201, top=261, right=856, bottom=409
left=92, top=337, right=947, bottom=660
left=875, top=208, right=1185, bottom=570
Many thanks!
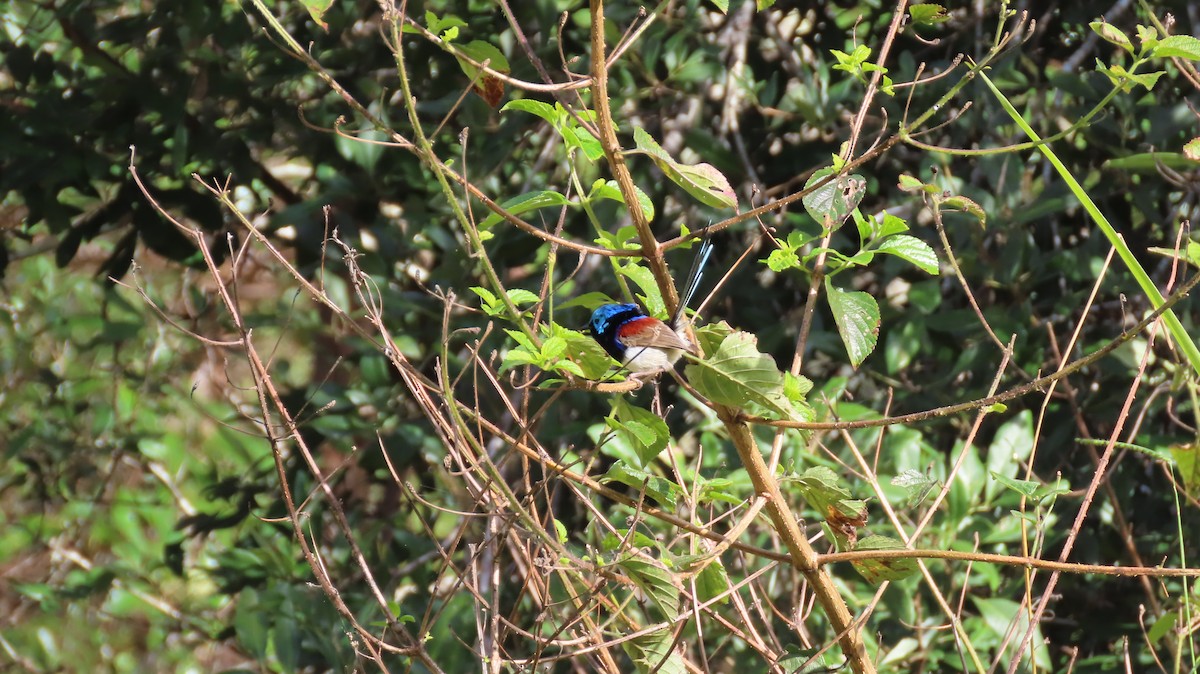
left=632, top=128, right=738, bottom=209
left=1154, top=34, right=1200, bottom=60
left=802, top=168, right=865, bottom=230
left=589, top=179, right=656, bottom=222
left=455, top=41, right=510, bottom=107
left=874, top=234, right=939, bottom=274
left=909, top=4, right=949, bottom=26
left=825, top=281, right=880, bottom=367
left=478, top=190, right=572, bottom=231
left=1089, top=21, right=1133, bottom=53
left=1171, top=442, right=1200, bottom=499
left=300, top=0, right=334, bottom=31
left=685, top=327, right=811, bottom=421
left=608, top=398, right=670, bottom=469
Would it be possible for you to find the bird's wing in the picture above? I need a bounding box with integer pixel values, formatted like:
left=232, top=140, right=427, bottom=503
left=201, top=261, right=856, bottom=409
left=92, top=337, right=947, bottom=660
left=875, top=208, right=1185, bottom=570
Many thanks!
left=617, top=317, right=696, bottom=354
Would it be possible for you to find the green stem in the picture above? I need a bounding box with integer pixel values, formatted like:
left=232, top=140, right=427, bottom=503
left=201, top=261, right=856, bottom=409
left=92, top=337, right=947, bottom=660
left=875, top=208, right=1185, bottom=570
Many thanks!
left=386, top=17, right=537, bottom=344
left=978, top=67, right=1200, bottom=378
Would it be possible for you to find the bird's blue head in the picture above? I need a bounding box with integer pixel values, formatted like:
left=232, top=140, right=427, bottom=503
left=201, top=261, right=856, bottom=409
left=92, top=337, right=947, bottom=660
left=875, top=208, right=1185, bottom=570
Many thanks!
left=589, top=303, right=641, bottom=337
left=588, top=303, right=643, bottom=359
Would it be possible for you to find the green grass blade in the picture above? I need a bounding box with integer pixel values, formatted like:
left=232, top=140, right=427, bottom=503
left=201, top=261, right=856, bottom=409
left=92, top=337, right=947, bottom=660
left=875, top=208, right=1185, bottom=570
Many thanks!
left=978, top=69, right=1200, bottom=377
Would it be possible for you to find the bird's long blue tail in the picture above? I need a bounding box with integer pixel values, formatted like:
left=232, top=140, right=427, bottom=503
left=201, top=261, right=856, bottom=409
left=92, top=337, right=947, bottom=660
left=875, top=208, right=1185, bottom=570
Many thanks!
left=671, top=237, right=715, bottom=327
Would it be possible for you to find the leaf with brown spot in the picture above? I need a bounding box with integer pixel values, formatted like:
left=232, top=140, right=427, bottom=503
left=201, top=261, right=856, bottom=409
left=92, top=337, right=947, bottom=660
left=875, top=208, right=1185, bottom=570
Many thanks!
left=454, top=41, right=509, bottom=107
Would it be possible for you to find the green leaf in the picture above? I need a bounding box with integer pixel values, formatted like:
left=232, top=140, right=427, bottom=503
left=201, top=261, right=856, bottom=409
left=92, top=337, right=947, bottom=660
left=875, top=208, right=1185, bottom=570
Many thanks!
left=503, top=329, right=536, bottom=352
left=621, top=628, right=687, bottom=674
left=479, top=190, right=572, bottom=230
left=1089, top=21, right=1134, bottom=53
left=499, top=347, right=537, bottom=372
left=470, top=286, right=499, bottom=314
left=456, top=40, right=510, bottom=74
left=600, top=461, right=681, bottom=509
left=1185, top=137, right=1200, bottom=160
left=881, top=213, right=910, bottom=236
left=765, top=247, right=800, bottom=272
left=908, top=4, right=950, bottom=26
left=824, top=281, right=880, bottom=367
left=972, top=597, right=1052, bottom=669
left=507, top=288, right=541, bottom=306
left=802, top=168, right=866, bottom=230
left=502, top=100, right=605, bottom=160
left=615, top=556, right=682, bottom=621
left=632, top=128, right=738, bottom=209
left=777, top=645, right=833, bottom=673
left=851, top=535, right=919, bottom=583
left=785, top=466, right=867, bottom=533
left=618, top=263, right=665, bottom=318
left=986, top=410, right=1033, bottom=500
left=422, top=10, right=467, bottom=38
left=565, top=125, right=604, bottom=161
left=757, top=0, right=776, bottom=9
left=891, top=469, right=936, bottom=508
left=500, top=98, right=557, bottom=122
left=234, top=589, right=268, bottom=658
left=1147, top=610, right=1178, bottom=646
left=1154, top=34, right=1200, bottom=60
left=685, top=327, right=811, bottom=421
left=588, top=179, right=655, bottom=222
left=1127, top=69, right=1165, bottom=90
left=695, top=475, right=743, bottom=505
left=455, top=40, right=510, bottom=106
left=300, top=0, right=334, bottom=30
left=602, top=528, right=659, bottom=552
left=560, top=327, right=616, bottom=380
left=694, top=559, right=730, bottom=604
left=557, top=291, right=619, bottom=311
left=1136, top=24, right=1159, bottom=50
left=1104, top=151, right=1200, bottom=172
left=939, top=194, right=987, bottom=226
left=885, top=319, right=922, bottom=374
left=1170, top=442, right=1200, bottom=498
left=989, top=471, right=1040, bottom=499
left=273, top=612, right=301, bottom=672
left=708, top=0, right=729, bottom=12
left=897, top=174, right=938, bottom=194
left=874, top=234, right=939, bottom=274
left=608, top=398, right=670, bottom=469
left=1033, top=476, right=1071, bottom=505
left=541, top=335, right=566, bottom=360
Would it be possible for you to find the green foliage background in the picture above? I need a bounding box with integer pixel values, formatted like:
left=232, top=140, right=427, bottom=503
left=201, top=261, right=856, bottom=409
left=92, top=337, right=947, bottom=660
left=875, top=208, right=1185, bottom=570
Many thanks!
left=2, top=0, right=1199, bottom=672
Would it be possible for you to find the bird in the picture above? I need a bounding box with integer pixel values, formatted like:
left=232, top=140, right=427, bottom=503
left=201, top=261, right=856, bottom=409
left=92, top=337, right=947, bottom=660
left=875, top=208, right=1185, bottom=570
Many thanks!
left=588, top=239, right=714, bottom=375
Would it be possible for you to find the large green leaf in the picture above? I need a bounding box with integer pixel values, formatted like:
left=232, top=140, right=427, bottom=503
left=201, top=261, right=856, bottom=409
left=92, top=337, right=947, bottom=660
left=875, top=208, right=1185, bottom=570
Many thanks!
left=632, top=127, right=738, bottom=209
left=685, top=327, right=811, bottom=421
